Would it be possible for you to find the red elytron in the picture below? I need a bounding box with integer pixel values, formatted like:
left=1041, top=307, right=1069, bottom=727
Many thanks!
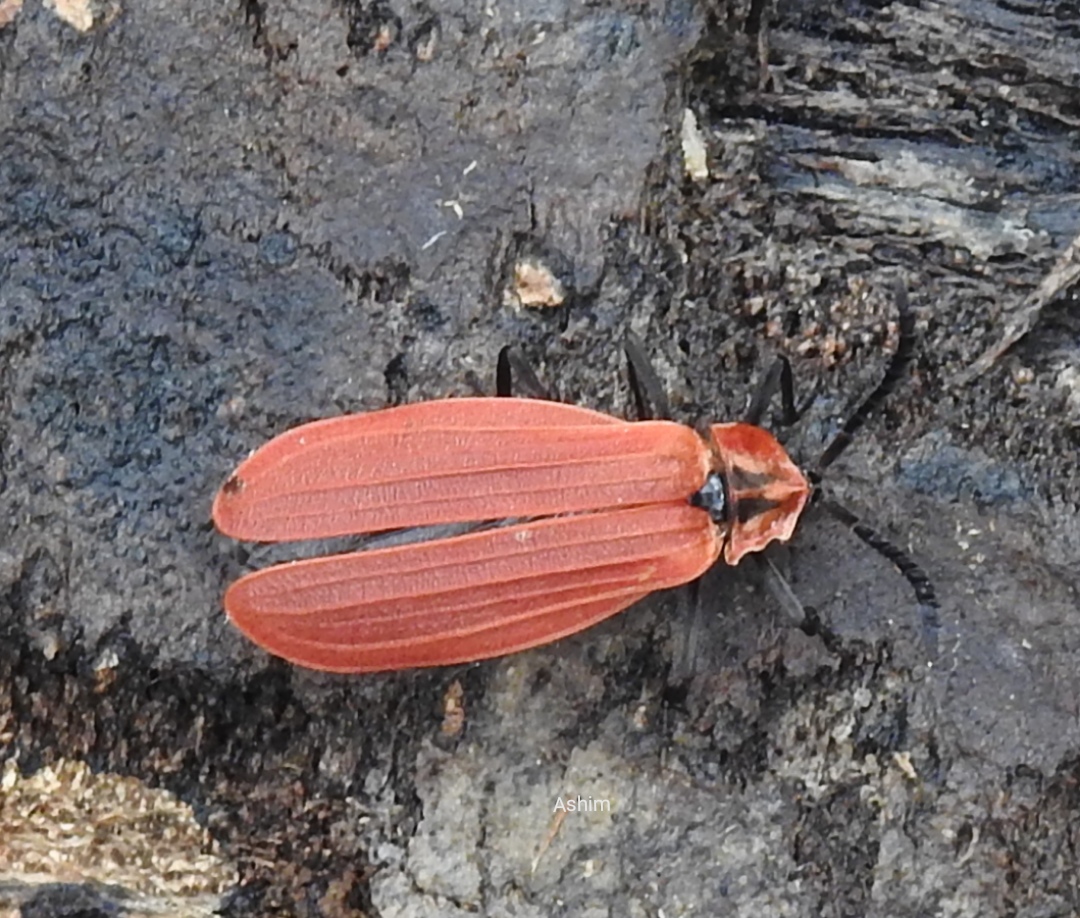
left=212, top=398, right=810, bottom=672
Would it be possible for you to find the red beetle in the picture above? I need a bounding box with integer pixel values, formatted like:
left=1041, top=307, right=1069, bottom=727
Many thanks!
left=213, top=286, right=936, bottom=671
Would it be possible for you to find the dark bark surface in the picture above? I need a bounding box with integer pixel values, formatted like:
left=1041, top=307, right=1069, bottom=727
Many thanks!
left=2, top=0, right=1079, bottom=915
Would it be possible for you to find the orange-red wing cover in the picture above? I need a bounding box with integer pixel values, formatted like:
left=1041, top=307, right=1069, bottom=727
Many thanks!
left=224, top=502, right=721, bottom=672
left=213, top=398, right=710, bottom=542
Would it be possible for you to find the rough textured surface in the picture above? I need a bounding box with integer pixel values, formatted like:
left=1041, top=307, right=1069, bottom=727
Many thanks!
left=2, top=0, right=1080, bottom=915
left=0, top=758, right=234, bottom=913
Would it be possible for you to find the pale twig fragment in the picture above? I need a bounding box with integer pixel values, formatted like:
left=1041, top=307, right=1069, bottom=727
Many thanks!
left=681, top=109, right=709, bottom=182
left=955, top=230, right=1080, bottom=385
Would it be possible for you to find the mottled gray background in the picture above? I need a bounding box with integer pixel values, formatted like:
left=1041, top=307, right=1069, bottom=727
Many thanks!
left=2, top=0, right=1080, bottom=915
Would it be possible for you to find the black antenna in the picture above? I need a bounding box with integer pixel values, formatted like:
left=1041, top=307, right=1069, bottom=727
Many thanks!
left=813, top=283, right=918, bottom=478
left=817, top=497, right=940, bottom=653
left=806, top=284, right=939, bottom=654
